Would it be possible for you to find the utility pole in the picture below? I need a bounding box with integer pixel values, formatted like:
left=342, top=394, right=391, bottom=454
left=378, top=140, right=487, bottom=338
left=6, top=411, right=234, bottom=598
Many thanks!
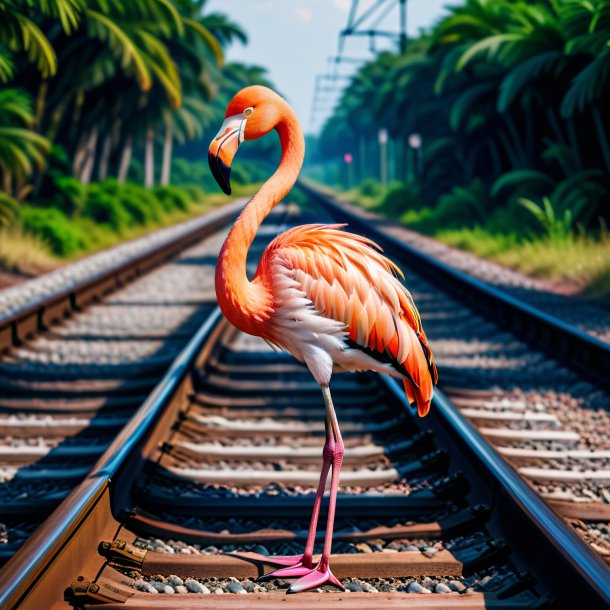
left=359, top=137, right=366, bottom=181
left=378, top=128, right=388, bottom=187
left=399, top=0, right=407, bottom=53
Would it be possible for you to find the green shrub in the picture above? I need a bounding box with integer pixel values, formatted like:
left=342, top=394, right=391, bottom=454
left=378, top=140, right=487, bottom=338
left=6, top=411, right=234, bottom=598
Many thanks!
left=121, top=184, right=161, bottom=224
left=100, top=180, right=161, bottom=225
left=171, top=157, right=269, bottom=190
left=52, top=176, right=86, bottom=216
left=21, top=207, right=85, bottom=256
left=400, top=206, right=434, bottom=228
left=153, top=186, right=190, bottom=212
left=171, top=158, right=208, bottom=186
left=359, top=178, right=383, bottom=198
left=180, top=184, right=206, bottom=203
left=377, top=181, right=423, bottom=217
left=518, top=196, right=577, bottom=244
left=434, top=179, right=487, bottom=228
left=119, top=193, right=154, bottom=225
left=83, top=186, right=130, bottom=230
left=229, top=163, right=252, bottom=186
left=485, top=203, right=533, bottom=235
left=437, top=226, right=520, bottom=258
left=241, top=160, right=270, bottom=183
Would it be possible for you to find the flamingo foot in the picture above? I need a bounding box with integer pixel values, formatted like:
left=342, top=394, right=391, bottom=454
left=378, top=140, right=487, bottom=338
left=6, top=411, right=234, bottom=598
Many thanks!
left=258, top=560, right=313, bottom=582
left=286, top=565, right=345, bottom=594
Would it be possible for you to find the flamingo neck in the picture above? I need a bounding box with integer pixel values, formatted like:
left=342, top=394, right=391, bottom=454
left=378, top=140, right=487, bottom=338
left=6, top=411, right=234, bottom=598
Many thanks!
left=215, top=107, right=305, bottom=332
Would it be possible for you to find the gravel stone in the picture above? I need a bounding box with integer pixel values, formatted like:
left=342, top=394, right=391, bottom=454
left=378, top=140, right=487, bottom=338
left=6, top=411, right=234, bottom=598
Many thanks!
left=167, top=575, right=183, bottom=588
left=448, top=580, right=466, bottom=592
left=227, top=582, right=247, bottom=594
left=149, top=581, right=174, bottom=594
left=435, top=583, right=452, bottom=593
left=185, top=578, right=208, bottom=593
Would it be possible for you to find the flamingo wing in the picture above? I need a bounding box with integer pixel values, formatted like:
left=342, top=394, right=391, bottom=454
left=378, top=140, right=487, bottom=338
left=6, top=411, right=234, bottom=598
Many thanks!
left=257, top=224, right=438, bottom=416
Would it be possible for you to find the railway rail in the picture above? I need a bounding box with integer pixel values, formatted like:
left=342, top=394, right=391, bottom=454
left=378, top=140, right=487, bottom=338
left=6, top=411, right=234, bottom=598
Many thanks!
left=0, top=188, right=609, bottom=608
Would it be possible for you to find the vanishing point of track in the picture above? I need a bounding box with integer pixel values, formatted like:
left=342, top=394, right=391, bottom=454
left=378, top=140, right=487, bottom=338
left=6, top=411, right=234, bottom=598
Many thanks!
left=0, top=185, right=609, bottom=609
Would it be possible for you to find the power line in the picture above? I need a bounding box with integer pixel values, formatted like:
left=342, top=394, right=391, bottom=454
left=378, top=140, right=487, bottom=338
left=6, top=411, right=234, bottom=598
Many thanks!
left=310, top=0, right=410, bottom=131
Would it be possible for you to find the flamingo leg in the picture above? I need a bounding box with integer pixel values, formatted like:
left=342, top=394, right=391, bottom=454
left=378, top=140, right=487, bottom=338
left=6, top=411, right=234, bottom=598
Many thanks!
left=286, top=385, right=345, bottom=594
left=258, top=405, right=334, bottom=580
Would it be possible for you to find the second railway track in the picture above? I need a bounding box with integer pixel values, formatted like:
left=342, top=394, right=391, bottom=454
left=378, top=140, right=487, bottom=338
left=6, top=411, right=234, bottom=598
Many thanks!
left=0, top=188, right=609, bottom=608
left=303, top=182, right=610, bottom=561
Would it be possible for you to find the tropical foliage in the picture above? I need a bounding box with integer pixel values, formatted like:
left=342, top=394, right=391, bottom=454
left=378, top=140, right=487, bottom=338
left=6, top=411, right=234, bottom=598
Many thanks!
left=0, top=0, right=274, bottom=267
left=317, top=0, right=610, bottom=231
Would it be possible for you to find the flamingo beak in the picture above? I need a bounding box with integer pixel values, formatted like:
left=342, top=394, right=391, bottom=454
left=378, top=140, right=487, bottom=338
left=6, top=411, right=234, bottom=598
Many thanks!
left=208, top=113, right=248, bottom=195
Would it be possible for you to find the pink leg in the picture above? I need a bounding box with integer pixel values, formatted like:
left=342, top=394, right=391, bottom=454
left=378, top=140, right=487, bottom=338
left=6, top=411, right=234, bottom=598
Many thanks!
left=287, top=386, right=345, bottom=594
left=259, top=410, right=335, bottom=580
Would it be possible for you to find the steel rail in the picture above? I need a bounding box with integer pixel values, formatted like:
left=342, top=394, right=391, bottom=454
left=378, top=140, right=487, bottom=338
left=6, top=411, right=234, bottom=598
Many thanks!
left=0, top=308, right=223, bottom=610
left=299, top=180, right=610, bottom=385
left=382, top=377, right=610, bottom=608
left=0, top=200, right=244, bottom=351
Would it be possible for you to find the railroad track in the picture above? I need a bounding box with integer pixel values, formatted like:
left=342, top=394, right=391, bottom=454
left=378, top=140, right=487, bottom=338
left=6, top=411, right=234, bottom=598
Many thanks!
left=0, top=188, right=608, bottom=608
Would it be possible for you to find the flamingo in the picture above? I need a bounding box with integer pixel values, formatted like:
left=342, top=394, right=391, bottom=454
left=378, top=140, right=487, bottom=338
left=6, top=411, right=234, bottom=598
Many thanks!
left=208, top=86, right=438, bottom=593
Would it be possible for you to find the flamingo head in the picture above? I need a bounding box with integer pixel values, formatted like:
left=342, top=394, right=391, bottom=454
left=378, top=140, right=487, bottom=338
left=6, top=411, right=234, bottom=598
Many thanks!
left=208, top=86, right=285, bottom=195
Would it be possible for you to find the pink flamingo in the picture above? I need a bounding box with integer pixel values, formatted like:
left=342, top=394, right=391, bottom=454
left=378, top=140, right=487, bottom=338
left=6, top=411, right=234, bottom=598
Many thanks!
left=209, top=86, right=437, bottom=593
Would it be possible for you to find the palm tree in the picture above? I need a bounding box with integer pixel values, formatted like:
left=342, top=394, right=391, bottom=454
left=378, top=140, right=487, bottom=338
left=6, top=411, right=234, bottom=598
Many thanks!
left=19, top=0, right=187, bottom=186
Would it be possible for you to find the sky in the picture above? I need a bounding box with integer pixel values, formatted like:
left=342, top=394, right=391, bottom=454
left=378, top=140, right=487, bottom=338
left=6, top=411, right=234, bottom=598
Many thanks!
left=206, top=0, right=458, bottom=135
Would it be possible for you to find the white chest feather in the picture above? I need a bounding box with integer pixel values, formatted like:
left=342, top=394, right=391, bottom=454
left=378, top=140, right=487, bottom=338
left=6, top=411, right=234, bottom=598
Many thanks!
left=267, top=261, right=397, bottom=386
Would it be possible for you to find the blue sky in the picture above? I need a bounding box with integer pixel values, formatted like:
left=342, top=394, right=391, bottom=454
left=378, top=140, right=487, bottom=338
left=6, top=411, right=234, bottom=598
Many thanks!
left=207, top=0, right=458, bottom=134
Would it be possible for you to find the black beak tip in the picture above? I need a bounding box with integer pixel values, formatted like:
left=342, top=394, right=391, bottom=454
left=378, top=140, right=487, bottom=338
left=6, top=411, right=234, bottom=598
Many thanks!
left=208, top=152, right=232, bottom=196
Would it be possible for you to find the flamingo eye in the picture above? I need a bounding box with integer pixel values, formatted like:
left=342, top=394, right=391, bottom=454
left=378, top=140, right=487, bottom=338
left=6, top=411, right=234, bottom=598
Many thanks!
left=244, top=107, right=254, bottom=117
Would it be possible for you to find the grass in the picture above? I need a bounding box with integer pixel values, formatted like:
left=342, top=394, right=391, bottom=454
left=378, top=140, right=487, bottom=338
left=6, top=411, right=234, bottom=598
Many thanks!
left=0, top=227, right=58, bottom=276
left=436, top=226, right=610, bottom=295
left=332, top=182, right=610, bottom=297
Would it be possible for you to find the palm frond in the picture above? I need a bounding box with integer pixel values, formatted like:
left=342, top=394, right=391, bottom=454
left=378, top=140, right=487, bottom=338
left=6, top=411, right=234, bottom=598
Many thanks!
left=184, top=18, right=223, bottom=64
left=561, top=48, right=610, bottom=116
left=0, top=7, right=57, bottom=77
left=39, top=0, right=84, bottom=34
left=86, top=9, right=152, bottom=91
left=498, top=50, right=564, bottom=111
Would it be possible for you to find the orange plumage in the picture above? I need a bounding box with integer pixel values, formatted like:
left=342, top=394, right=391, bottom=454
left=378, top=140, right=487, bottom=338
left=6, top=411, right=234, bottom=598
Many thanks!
left=256, top=224, right=437, bottom=415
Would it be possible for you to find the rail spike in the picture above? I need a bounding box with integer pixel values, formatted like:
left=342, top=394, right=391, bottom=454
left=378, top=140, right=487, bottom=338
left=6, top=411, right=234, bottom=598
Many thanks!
left=98, top=539, right=147, bottom=568
left=69, top=575, right=133, bottom=604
